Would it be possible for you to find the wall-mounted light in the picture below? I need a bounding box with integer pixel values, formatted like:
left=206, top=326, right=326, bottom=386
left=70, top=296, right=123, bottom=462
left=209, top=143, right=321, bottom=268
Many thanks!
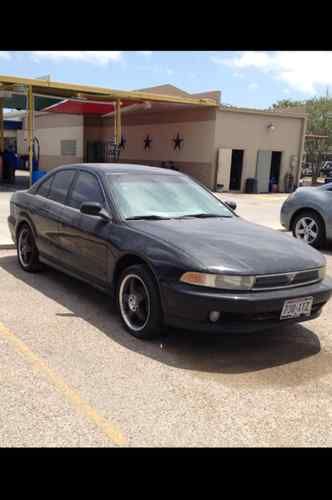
left=267, top=123, right=276, bottom=132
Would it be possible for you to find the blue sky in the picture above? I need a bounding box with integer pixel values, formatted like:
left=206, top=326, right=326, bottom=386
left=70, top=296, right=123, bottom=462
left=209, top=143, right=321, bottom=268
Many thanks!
left=1, top=51, right=332, bottom=109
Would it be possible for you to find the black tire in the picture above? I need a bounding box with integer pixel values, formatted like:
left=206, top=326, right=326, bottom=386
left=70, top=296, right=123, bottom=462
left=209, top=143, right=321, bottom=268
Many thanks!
left=17, top=223, right=41, bottom=272
left=292, top=210, right=325, bottom=249
left=116, top=264, right=163, bottom=340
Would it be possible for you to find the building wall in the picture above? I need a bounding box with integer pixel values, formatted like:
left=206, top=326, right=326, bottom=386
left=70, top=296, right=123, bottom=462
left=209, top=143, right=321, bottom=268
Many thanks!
left=16, top=104, right=305, bottom=193
left=20, top=113, right=84, bottom=171
left=85, top=108, right=217, bottom=188
left=214, top=109, right=306, bottom=192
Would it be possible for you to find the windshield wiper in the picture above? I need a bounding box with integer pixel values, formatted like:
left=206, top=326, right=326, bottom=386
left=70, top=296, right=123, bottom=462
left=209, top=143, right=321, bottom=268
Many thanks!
left=175, top=213, right=231, bottom=219
left=125, top=215, right=171, bottom=220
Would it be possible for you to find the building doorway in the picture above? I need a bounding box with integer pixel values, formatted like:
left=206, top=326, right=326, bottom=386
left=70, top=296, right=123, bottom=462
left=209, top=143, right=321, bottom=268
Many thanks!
left=229, top=149, right=244, bottom=191
left=270, top=151, right=282, bottom=190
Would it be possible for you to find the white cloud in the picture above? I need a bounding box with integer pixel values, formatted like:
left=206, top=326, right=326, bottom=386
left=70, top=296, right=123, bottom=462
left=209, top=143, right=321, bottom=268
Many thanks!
left=146, top=64, right=174, bottom=76
left=212, top=51, right=332, bottom=94
left=233, top=71, right=245, bottom=79
left=248, top=82, right=259, bottom=91
left=137, top=51, right=153, bottom=57
left=0, top=51, right=11, bottom=60
left=30, top=51, right=123, bottom=65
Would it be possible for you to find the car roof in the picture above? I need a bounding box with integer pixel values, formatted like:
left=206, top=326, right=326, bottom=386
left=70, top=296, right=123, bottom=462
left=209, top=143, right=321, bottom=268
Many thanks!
left=51, top=163, right=183, bottom=176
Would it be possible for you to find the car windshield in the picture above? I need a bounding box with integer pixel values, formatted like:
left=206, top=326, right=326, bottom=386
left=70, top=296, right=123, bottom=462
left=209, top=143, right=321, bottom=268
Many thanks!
left=106, top=173, right=234, bottom=220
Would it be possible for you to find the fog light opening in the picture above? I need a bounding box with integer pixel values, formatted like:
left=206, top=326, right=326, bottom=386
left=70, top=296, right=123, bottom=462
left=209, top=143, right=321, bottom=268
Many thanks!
left=209, top=311, right=220, bottom=323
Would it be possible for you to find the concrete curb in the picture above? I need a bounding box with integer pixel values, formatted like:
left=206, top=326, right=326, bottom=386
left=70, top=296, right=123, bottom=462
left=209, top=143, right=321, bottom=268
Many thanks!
left=0, top=244, right=15, bottom=250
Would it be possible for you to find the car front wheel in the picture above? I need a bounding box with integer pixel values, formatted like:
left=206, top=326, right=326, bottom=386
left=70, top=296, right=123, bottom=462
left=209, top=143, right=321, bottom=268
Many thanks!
left=117, top=264, right=163, bottom=339
left=292, top=211, right=325, bottom=249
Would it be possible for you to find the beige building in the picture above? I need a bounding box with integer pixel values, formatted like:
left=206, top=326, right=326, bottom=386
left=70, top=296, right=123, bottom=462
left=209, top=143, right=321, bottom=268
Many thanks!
left=17, top=84, right=307, bottom=193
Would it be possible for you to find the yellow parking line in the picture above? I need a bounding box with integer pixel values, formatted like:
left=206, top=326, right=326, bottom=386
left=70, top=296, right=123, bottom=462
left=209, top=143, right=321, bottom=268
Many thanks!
left=0, top=321, right=126, bottom=446
left=246, top=196, right=283, bottom=201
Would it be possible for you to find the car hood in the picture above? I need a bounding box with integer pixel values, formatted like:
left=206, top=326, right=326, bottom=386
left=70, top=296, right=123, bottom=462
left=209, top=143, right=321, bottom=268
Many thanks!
left=127, top=217, right=325, bottom=275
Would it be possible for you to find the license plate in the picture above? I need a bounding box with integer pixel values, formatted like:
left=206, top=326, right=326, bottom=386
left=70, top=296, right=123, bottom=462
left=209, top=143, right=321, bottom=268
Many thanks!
left=280, top=296, right=313, bottom=319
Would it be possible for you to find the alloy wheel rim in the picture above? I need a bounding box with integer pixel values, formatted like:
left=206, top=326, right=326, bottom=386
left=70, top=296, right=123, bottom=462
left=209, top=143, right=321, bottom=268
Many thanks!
left=119, top=274, right=151, bottom=331
left=18, top=228, right=33, bottom=267
left=295, top=217, right=318, bottom=244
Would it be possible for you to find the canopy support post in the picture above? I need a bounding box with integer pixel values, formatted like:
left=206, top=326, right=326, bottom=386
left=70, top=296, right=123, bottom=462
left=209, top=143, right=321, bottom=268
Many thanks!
left=27, top=85, right=34, bottom=187
left=113, top=101, right=117, bottom=146
left=0, top=98, right=4, bottom=154
left=116, top=99, right=121, bottom=145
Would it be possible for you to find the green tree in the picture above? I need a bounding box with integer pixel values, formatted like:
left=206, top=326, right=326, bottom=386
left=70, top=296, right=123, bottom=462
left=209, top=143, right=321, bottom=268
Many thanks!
left=270, top=96, right=332, bottom=184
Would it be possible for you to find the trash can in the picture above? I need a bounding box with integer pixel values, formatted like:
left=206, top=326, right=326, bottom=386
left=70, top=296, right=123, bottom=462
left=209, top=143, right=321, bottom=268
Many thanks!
left=245, top=177, right=257, bottom=193
left=32, top=170, right=46, bottom=184
left=216, top=184, right=224, bottom=193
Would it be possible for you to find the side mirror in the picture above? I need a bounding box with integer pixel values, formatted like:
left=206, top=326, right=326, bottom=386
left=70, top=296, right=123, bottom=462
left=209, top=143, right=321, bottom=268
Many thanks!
left=225, top=200, right=237, bottom=211
left=80, top=202, right=111, bottom=221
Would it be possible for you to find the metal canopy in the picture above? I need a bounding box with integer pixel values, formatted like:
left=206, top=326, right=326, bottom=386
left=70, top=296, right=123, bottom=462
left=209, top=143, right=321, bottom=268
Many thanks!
left=0, top=74, right=218, bottom=107
left=1, top=94, right=62, bottom=111
left=0, top=73, right=218, bottom=187
left=42, top=99, right=140, bottom=115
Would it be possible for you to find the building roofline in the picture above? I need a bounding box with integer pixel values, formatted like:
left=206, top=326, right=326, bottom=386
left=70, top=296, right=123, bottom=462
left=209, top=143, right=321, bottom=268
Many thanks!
left=218, top=104, right=307, bottom=119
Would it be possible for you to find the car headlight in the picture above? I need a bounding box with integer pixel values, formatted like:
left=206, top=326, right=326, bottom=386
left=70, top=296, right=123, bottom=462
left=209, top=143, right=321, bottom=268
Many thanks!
left=319, top=266, right=326, bottom=281
left=180, top=272, right=256, bottom=291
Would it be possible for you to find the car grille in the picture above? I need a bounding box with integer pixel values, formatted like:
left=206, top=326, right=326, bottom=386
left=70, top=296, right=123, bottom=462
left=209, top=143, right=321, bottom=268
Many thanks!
left=253, top=269, right=321, bottom=291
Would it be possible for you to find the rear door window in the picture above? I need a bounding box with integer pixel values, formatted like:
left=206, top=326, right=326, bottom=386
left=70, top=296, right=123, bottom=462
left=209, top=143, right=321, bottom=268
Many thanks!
left=36, top=175, right=54, bottom=198
left=68, top=171, right=105, bottom=210
left=48, top=170, right=76, bottom=205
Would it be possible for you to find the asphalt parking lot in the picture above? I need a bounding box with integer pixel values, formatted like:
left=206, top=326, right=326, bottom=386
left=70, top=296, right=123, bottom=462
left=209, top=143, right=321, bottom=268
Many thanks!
left=1, top=192, right=332, bottom=447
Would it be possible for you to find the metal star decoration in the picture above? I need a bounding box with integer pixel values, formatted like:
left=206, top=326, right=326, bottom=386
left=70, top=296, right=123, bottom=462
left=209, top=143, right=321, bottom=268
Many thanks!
left=144, top=134, right=152, bottom=151
left=119, top=135, right=126, bottom=150
left=173, top=132, right=183, bottom=151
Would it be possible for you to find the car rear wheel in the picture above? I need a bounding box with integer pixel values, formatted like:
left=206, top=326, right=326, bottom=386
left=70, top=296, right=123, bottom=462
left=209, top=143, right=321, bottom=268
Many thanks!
left=292, top=211, right=325, bottom=249
left=117, top=264, right=163, bottom=339
left=17, top=224, right=41, bottom=272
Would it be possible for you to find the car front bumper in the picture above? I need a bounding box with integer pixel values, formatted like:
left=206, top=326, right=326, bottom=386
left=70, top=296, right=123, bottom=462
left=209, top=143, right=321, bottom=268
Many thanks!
left=161, top=277, right=332, bottom=333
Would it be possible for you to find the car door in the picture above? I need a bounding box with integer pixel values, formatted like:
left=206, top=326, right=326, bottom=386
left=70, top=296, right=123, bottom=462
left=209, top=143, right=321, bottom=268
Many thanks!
left=30, top=174, right=56, bottom=258
left=39, top=169, right=76, bottom=264
left=64, top=170, right=111, bottom=286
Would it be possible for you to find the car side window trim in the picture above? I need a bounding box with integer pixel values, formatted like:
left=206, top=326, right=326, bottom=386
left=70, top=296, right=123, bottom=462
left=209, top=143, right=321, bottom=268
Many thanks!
left=65, top=170, right=80, bottom=206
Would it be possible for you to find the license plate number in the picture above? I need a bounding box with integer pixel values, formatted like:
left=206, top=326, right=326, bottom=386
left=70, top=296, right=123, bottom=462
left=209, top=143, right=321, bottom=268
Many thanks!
left=280, top=297, right=313, bottom=319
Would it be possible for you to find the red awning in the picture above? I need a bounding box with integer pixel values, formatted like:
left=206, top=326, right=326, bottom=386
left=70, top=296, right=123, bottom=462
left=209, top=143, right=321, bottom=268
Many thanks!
left=41, top=99, right=140, bottom=115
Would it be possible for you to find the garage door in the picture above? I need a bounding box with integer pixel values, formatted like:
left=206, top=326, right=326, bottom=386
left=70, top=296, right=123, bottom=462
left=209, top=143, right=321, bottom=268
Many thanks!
left=217, top=148, right=232, bottom=191
left=256, top=150, right=272, bottom=193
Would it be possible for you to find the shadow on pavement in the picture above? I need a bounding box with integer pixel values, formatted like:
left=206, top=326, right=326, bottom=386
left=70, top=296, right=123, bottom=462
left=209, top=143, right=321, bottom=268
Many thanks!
left=1, top=253, right=330, bottom=384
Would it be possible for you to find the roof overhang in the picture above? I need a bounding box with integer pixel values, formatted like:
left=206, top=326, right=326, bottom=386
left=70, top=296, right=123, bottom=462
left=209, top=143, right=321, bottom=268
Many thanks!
left=306, top=134, right=328, bottom=139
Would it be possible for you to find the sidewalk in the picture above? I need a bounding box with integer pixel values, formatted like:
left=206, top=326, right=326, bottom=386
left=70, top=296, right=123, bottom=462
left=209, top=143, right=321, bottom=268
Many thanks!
left=0, top=171, right=29, bottom=249
left=0, top=190, right=14, bottom=249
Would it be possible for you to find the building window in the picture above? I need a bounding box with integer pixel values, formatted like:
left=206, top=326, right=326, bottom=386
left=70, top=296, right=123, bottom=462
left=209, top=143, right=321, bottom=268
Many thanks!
left=61, top=139, right=77, bottom=156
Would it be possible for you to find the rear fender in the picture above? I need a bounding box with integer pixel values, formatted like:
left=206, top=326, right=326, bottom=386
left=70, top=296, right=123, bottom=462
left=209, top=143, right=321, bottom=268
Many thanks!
left=16, top=212, right=39, bottom=247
